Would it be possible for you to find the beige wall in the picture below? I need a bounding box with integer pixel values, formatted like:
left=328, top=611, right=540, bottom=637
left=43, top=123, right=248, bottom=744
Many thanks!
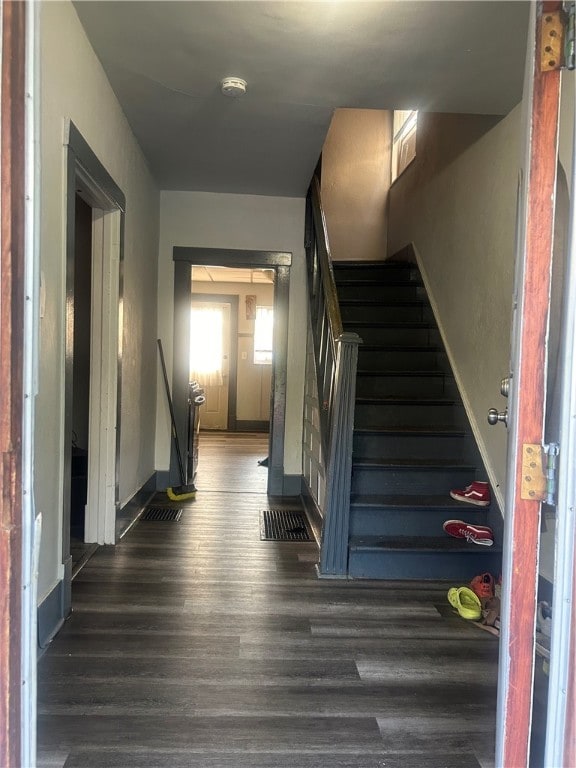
left=321, top=109, right=392, bottom=262
left=156, top=191, right=306, bottom=477
left=388, top=110, right=519, bottom=511
left=390, top=113, right=502, bottom=212
left=38, top=1, right=160, bottom=599
left=191, top=280, right=274, bottom=423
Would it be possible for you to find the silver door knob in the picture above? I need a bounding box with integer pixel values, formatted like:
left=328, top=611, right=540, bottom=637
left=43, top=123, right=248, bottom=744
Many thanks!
left=500, top=377, right=510, bottom=398
left=488, top=408, right=508, bottom=427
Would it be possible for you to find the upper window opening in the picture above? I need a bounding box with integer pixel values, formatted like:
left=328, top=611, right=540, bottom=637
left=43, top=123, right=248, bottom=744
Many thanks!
left=392, top=110, right=418, bottom=182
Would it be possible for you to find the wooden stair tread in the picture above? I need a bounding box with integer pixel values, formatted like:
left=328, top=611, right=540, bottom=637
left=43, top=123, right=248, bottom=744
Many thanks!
left=344, top=320, right=435, bottom=328
left=356, top=370, right=449, bottom=377
left=359, top=344, right=440, bottom=351
left=349, top=535, right=501, bottom=553
left=349, top=493, right=486, bottom=509
left=354, top=427, right=466, bottom=436
left=340, top=298, right=426, bottom=306
left=352, top=458, right=476, bottom=469
left=333, top=260, right=411, bottom=267
left=337, top=278, right=422, bottom=286
left=355, top=396, right=456, bottom=404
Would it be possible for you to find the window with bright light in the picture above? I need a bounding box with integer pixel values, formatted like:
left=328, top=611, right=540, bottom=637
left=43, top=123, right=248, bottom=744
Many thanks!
left=189, top=305, right=224, bottom=386
left=391, top=110, right=418, bottom=182
left=254, top=306, right=273, bottom=365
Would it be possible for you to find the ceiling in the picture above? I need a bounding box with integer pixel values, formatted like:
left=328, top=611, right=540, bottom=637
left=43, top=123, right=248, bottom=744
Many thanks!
left=74, top=1, right=530, bottom=198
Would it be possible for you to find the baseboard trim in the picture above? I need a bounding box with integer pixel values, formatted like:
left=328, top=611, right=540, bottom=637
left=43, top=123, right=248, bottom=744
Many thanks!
left=63, top=555, right=72, bottom=617
left=315, top=563, right=349, bottom=580
left=116, top=472, right=157, bottom=539
left=282, top=474, right=302, bottom=496
left=300, top=478, right=323, bottom=546
left=38, top=576, right=69, bottom=654
left=155, top=469, right=170, bottom=491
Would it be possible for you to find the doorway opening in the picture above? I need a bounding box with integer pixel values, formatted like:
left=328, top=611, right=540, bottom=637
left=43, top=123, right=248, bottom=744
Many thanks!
left=190, top=265, right=275, bottom=434
left=69, top=195, right=93, bottom=565
left=172, top=247, right=291, bottom=496
left=62, top=124, right=125, bottom=607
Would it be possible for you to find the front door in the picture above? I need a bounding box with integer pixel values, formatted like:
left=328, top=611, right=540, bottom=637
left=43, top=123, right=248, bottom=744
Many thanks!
left=495, top=2, right=575, bottom=765
left=190, top=301, right=231, bottom=430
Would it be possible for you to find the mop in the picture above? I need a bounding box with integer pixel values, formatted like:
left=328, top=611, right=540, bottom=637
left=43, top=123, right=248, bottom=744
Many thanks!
left=157, top=339, right=197, bottom=501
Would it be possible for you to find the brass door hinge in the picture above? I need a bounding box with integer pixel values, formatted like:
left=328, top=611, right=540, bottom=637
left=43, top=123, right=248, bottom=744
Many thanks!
left=541, top=10, right=565, bottom=71
left=521, top=444, right=546, bottom=500
left=541, top=5, right=576, bottom=71
left=520, top=443, right=559, bottom=504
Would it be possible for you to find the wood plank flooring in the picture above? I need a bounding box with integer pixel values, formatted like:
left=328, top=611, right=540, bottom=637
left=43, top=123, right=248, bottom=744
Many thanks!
left=37, top=432, right=498, bottom=767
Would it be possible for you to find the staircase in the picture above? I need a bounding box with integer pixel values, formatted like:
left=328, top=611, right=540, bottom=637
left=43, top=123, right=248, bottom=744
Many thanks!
left=334, top=259, right=502, bottom=580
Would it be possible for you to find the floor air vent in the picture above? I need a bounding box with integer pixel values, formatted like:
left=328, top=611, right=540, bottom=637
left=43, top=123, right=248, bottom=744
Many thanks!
left=260, top=509, right=311, bottom=541
left=141, top=507, right=183, bottom=522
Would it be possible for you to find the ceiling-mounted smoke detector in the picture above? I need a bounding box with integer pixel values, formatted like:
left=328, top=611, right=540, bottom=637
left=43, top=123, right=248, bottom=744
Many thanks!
left=221, top=77, right=247, bottom=98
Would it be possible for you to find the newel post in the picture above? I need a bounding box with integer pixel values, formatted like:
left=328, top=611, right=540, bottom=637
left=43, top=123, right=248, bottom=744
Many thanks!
left=319, top=332, right=361, bottom=577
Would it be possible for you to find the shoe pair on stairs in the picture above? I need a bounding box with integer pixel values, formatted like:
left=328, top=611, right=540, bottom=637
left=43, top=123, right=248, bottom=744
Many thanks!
left=444, top=481, right=493, bottom=546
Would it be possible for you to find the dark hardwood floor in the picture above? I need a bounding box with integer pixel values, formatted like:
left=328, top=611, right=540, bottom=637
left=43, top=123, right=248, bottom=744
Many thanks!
left=37, top=432, right=498, bottom=767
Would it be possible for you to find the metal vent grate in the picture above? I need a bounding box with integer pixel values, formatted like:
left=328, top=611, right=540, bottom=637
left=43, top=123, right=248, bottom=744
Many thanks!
left=141, top=507, right=183, bottom=522
left=260, top=509, right=311, bottom=541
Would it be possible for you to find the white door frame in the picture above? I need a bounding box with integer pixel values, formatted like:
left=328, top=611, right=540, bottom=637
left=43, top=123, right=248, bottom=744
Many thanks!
left=83, top=202, right=121, bottom=544
left=62, top=124, right=125, bottom=605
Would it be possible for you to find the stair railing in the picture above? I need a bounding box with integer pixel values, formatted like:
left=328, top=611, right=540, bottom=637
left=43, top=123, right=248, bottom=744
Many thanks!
left=305, top=177, right=361, bottom=576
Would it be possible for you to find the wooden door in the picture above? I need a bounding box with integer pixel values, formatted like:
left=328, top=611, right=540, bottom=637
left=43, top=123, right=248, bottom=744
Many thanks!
left=495, top=3, right=562, bottom=765
left=190, top=301, right=231, bottom=430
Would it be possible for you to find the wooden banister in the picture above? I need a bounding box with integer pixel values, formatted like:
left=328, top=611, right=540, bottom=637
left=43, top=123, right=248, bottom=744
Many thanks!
left=305, top=177, right=361, bottom=577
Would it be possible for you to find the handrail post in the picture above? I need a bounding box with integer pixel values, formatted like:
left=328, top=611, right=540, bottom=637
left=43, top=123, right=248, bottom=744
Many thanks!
left=319, top=332, right=361, bottom=577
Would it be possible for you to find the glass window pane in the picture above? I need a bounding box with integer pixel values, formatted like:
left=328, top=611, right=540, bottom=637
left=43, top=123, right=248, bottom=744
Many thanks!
left=190, top=306, right=224, bottom=385
left=254, top=306, right=273, bottom=365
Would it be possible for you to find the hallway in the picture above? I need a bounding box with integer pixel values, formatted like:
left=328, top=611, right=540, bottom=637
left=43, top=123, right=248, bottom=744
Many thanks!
left=37, top=433, right=498, bottom=767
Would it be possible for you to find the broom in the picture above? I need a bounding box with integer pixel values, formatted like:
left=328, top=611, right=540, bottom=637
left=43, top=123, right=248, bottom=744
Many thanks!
left=157, top=339, right=197, bottom=501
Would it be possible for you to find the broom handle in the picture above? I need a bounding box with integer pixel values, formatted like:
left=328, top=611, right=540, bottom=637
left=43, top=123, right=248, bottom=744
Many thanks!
left=157, top=339, right=187, bottom=486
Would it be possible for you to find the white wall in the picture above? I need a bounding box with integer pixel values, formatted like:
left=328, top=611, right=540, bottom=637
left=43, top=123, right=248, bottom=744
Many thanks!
left=37, top=1, right=160, bottom=600
left=388, top=110, right=521, bottom=510
left=156, top=192, right=306, bottom=476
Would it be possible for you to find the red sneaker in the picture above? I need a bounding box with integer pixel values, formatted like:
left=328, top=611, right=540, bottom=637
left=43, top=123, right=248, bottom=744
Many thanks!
left=470, top=572, right=495, bottom=599
left=443, top=519, right=494, bottom=546
left=450, top=481, right=491, bottom=507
